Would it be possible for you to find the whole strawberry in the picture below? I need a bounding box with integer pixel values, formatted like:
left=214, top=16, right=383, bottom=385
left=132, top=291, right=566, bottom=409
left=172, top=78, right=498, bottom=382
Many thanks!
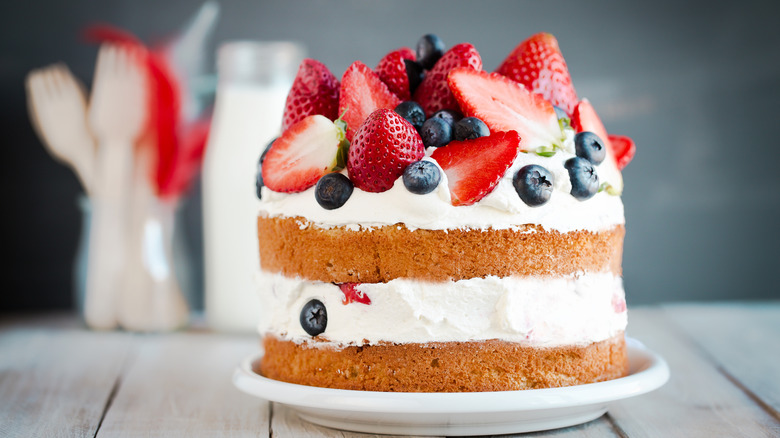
left=495, top=33, right=578, bottom=116
left=282, top=59, right=340, bottom=131
left=412, top=42, right=482, bottom=117
left=347, top=109, right=425, bottom=192
left=375, top=47, right=416, bottom=101
left=339, top=61, right=401, bottom=142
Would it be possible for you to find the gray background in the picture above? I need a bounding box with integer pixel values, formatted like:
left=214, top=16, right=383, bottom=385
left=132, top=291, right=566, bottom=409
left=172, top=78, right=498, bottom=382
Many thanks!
left=2, top=0, right=779, bottom=311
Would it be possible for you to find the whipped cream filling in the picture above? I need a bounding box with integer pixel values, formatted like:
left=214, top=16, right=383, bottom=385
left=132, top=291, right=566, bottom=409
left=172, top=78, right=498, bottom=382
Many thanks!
left=258, top=127, right=625, bottom=233
left=257, top=271, right=627, bottom=348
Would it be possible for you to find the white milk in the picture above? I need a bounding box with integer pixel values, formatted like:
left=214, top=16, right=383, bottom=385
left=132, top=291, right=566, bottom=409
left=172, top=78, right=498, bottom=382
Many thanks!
left=202, top=42, right=304, bottom=332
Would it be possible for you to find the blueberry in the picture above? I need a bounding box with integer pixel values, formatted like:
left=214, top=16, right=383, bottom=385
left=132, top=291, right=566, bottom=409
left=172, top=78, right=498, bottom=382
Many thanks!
left=513, top=165, right=554, bottom=207
left=395, top=101, right=426, bottom=131
left=431, top=109, right=463, bottom=127
left=553, top=105, right=569, bottom=121
left=574, top=131, right=606, bottom=165
left=453, top=117, right=490, bottom=141
left=416, top=34, right=445, bottom=70
left=565, top=157, right=599, bottom=200
left=403, top=160, right=441, bottom=194
left=256, top=137, right=276, bottom=199
left=300, top=299, right=327, bottom=336
left=315, top=173, right=354, bottom=210
left=404, top=59, right=425, bottom=94
left=420, top=117, right=453, bottom=147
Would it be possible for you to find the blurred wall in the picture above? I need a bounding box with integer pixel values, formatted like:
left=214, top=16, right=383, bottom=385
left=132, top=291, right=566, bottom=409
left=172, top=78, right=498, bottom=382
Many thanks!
left=2, top=0, right=779, bottom=310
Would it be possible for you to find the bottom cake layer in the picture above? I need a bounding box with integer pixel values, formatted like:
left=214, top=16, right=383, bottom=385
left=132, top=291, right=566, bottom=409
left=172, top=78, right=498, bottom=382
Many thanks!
left=260, top=333, right=628, bottom=392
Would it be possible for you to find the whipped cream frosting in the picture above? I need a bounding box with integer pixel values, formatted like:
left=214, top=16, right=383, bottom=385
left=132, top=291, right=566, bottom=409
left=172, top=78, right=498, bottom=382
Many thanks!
left=257, top=271, right=627, bottom=348
left=258, top=127, right=625, bottom=233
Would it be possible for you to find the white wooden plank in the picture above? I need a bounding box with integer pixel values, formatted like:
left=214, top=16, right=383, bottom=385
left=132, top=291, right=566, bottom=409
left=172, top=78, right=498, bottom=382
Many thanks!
left=97, top=333, right=269, bottom=438
left=608, top=306, right=779, bottom=437
left=662, top=302, right=780, bottom=416
left=485, top=416, right=620, bottom=438
left=0, top=327, right=131, bottom=438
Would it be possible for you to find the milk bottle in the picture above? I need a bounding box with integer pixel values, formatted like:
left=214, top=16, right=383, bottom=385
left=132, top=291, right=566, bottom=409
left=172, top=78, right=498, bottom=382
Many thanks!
left=202, top=41, right=305, bottom=332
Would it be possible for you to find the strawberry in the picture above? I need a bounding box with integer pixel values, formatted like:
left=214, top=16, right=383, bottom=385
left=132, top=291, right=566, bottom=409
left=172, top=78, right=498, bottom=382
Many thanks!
left=430, top=131, right=521, bottom=206
left=607, top=135, right=636, bottom=170
left=339, top=61, right=401, bottom=142
left=495, top=32, right=578, bottom=115
left=412, top=43, right=482, bottom=117
left=448, top=68, right=564, bottom=152
left=339, top=283, right=371, bottom=305
left=571, top=99, right=627, bottom=192
left=347, top=108, right=424, bottom=193
left=262, top=115, right=348, bottom=193
left=375, top=47, right=415, bottom=101
left=282, top=59, right=340, bottom=132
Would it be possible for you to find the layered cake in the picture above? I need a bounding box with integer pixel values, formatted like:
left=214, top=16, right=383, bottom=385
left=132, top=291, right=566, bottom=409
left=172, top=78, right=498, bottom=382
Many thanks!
left=255, top=33, right=636, bottom=392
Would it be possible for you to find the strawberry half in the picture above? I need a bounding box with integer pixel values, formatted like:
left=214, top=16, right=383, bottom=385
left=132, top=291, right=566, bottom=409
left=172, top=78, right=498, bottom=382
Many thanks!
left=282, top=59, right=340, bottom=132
left=375, top=47, right=415, bottom=101
left=412, top=42, right=482, bottom=117
left=607, top=135, right=636, bottom=171
left=339, top=283, right=371, bottom=305
left=339, top=61, right=401, bottom=142
left=347, top=108, right=424, bottom=193
left=448, top=68, right=564, bottom=152
left=430, top=131, right=521, bottom=206
left=495, top=32, right=578, bottom=115
left=262, top=115, right=348, bottom=193
left=571, top=99, right=627, bottom=192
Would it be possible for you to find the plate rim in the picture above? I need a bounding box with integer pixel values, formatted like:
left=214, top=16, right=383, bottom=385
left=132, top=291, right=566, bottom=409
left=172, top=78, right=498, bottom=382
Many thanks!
left=233, top=336, right=669, bottom=414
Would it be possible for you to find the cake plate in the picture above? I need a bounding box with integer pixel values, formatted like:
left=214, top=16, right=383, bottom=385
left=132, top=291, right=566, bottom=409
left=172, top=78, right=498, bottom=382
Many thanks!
left=232, top=337, right=669, bottom=436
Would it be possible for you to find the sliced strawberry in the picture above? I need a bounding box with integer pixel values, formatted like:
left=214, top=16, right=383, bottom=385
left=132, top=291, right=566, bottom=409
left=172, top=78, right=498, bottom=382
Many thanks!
left=495, top=32, right=578, bottom=115
left=262, top=115, right=347, bottom=193
left=448, top=68, right=563, bottom=152
left=430, top=131, right=521, bottom=206
left=412, top=43, right=482, bottom=117
left=339, top=283, right=371, bottom=305
left=339, top=61, right=401, bottom=142
left=282, top=59, right=340, bottom=132
left=571, top=99, right=625, bottom=192
left=347, top=108, right=424, bottom=193
left=607, top=135, right=636, bottom=170
left=375, top=47, right=415, bottom=101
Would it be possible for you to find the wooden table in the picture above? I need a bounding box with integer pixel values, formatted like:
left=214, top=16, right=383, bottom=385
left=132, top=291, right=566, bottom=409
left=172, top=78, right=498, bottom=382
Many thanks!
left=1, top=302, right=778, bottom=437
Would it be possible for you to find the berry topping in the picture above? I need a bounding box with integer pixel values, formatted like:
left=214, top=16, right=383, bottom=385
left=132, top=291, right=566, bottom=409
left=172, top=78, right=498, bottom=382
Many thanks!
left=571, top=99, right=628, bottom=192
left=339, top=283, right=371, bottom=305
left=405, top=60, right=425, bottom=95
left=347, top=108, right=425, bottom=192
left=394, top=101, right=426, bottom=131
left=574, top=131, right=606, bottom=165
left=565, top=157, right=599, bottom=200
left=607, top=134, right=636, bottom=171
left=376, top=47, right=416, bottom=101
left=282, top=59, right=340, bottom=131
left=255, top=137, right=276, bottom=200
left=261, top=115, right=348, bottom=193
left=514, top=164, right=554, bottom=207
left=453, top=117, right=490, bottom=141
left=300, top=299, right=327, bottom=336
left=420, top=117, right=453, bottom=147
left=413, top=43, right=482, bottom=117
left=315, top=172, right=354, bottom=210
left=403, top=160, right=441, bottom=194
left=431, top=109, right=463, bottom=127
left=430, top=131, right=521, bottom=206
left=416, top=34, right=445, bottom=70
left=495, top=32, right=578, bottom=115
left=448, top=68, right=564, bottom=152
left=339, top=61, right=401, bottom=142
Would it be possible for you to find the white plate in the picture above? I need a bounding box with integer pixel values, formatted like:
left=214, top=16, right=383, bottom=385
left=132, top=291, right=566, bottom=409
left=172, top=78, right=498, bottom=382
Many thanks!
left=233, top=337, right=669, bottom=436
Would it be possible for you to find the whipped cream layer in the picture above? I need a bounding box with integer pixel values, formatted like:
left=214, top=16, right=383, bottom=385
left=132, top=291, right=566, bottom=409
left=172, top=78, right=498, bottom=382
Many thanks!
left=257, top=271, right=627, bottom=348
left=259, top=127, right=625, bottom=233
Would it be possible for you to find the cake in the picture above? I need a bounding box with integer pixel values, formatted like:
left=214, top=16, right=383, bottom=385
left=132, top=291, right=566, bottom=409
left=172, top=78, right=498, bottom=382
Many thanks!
left=254, top=33, right=636, bottom=392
